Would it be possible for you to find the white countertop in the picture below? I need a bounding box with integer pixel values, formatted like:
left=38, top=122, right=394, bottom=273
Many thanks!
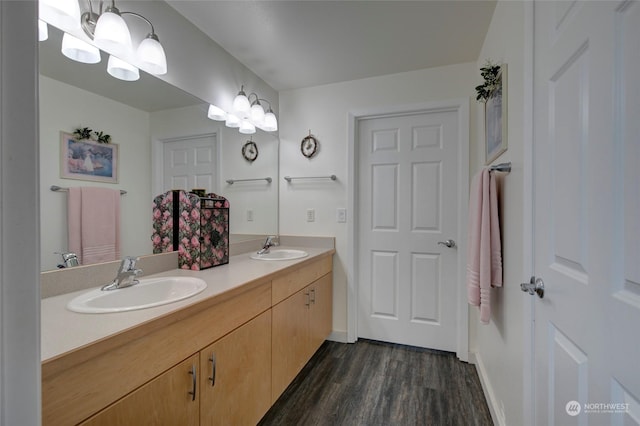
left=41, top=246, right=333, bottom=363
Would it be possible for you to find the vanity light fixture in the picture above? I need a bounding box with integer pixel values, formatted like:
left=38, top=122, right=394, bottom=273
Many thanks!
left=239, top=119, right=256, bottom=135
left=207, top=104, right=227, bottom=121
left=107, top=55, right=140, bottom=81
left=207, top=87, right=278, bottom=134
left=39, top=19, right=49, bottom=41
left=39, top=0, right=81, bottom=33
left=61, top=32, right=101, bottom=64
left=38, top=0, right=167, bottom=81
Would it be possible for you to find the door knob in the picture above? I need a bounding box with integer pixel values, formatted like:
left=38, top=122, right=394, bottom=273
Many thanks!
left=438, top=239, right=456, bottom=248
left=521, top=276, right=544, bottom=299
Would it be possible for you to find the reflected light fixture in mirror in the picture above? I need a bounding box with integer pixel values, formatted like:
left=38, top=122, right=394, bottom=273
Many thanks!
left=39, top=0, right=81, bottom=33
left=39, top=0, right=167, bottom=81
left=207, top=86, right=278, bottom=134
left=107, top=55, right=140, bottom=81
left=61, top=33, right=101, bottom=64
left=39, top=19, right=49, bottom=41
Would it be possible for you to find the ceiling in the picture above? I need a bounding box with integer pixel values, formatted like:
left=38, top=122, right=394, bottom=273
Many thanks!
left=166, top=0, right=497, bottom=91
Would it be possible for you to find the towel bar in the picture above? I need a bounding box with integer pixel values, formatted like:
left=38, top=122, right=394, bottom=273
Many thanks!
left=226, top=177, right=272, bottom=185
left=50, top=185, right=127, bottom=195
left=489, top=162, right=511, bottom=173
left=284, top=175, right=337, bottom=182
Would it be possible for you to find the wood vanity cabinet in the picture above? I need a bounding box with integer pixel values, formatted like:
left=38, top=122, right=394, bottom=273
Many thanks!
left=272, top=270, right=333, bottom=401
left=80, top=354, right=200, bottom=426
left=80, top=311, right=272, bottom=426
left=200, top=310, right=272, bottom=426
left=43, top=252, right=334, bottom=425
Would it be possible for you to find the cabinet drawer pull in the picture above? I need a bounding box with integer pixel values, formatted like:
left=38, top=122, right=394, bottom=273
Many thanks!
left=188, top=365, right=197, bottom=401
left=310, top=288, right=316, bottom=304
left=305, top=291, right=310, bottom=307
left=209, top=353, right=216, bottom=387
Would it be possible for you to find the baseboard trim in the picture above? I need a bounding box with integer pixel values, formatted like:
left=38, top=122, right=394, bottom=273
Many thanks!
left=470, top=351, right=505, bottom=426
left=327, top=330, right=349, bottom=343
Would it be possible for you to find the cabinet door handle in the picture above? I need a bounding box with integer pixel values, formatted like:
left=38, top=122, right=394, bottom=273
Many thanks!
left=310, top=288, right=316, bottom=304
left=188, top=364, right=197, bottom=401
left=208, top=353, right=216, bottom=387
left=305, top=291, right=310, bottom=307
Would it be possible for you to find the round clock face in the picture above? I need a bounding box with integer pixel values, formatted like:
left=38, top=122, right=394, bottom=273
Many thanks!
left=301, top=135, right=318, bottom=158
left=242, top=141, right=258, bottom=162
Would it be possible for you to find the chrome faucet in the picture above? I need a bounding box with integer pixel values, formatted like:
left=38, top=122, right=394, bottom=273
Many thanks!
left=101, top=256, right=143, bottom=291
left=257, top=235, right=279, bottom=255
left=56, top=252, right=79, bottom=268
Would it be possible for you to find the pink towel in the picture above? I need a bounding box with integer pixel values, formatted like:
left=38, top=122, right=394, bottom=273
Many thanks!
left=68, top=187, right=121, bottom=265
left=466, top=169, right=503, bottom=324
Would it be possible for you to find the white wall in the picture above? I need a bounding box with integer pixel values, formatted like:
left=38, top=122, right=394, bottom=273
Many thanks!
left=150, top=104, right=279, bottom=236
left=471, top=2, right=526, bottom=425
left=39, top=76, right=152, bottom=271
left=0, top=2, right=41, bottom=424
left=279, top=62, right=478, bottom=338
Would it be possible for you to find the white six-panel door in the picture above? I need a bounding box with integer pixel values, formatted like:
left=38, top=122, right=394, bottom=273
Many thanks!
left=161, top=135, right=218, bottom=193
left=357, top=109, right=459, bottom=351
left=532, top=1, right=640, bottom=424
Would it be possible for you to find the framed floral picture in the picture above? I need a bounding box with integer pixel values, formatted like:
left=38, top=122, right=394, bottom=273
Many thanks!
left=60, top=132, right=118, bottom=183
left=485, top=65, right=507, bottom=164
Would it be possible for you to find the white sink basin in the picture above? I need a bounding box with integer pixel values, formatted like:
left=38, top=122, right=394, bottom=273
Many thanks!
left=67, top=276, right=207, bottom=313
left=250, top=249, right=309, bottom=261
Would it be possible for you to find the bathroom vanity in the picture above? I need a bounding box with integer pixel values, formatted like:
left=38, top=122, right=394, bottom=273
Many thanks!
left=41, top=245, right=334, bottom=425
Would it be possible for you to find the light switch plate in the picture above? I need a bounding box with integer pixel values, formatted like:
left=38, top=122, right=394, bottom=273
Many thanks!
left=336, top=208, right=347, bottom=223
left=246, top=209, right=254, bottom=222
left=306, top=208, right=315, bottom=222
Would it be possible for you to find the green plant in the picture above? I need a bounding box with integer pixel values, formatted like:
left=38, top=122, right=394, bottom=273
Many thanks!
left=475, top=61, right=502, bottom=102
left=72, top=127, right=111, bottom=143
left=94, top=131, right=111, bottom=144
left=73, top=127, right=92, bottom=140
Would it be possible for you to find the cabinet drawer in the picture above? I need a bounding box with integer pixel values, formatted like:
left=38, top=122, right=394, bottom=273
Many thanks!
left=271, top=255, right=332, bottom=305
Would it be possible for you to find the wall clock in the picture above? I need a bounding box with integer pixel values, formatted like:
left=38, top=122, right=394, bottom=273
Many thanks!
left=301, top=134, right=318, bottom=158
left=242, top=140, right=258, bottom=162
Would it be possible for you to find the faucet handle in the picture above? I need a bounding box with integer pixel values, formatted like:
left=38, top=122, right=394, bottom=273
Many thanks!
left=121, top=256, right=140, bottom=271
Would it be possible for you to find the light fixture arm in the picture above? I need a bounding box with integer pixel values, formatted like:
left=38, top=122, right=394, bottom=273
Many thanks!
left=258, top=98, right=272, bottom=109
left=81, top=0, right=159, bottom=40
left=121, top=11, right=158, bottom=39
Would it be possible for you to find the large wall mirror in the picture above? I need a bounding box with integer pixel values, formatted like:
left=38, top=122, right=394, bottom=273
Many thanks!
left=39, top=26, right=279, bottom=271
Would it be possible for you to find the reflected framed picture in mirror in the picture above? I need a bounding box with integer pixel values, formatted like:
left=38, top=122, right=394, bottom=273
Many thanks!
left=60, top=132, right=118, bottom=183
left=484, top=65, right=507, bottom=165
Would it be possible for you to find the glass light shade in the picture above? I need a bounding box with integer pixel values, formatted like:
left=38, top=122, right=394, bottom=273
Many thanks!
left=263, top=110, right=278, bottom=132
left=93, top=10, right=132, bottom=58
left=233, top=90, right=251, bottom=115
left=137, top=36, right=167, bottom=75
left=250, top=103, right=265, bottom=125
left=39, top=0, right=81, bottom=32
left=61, top=33, right=101, bottom=64
left=239, top=120, right=256, bottom=135
left=107, top=55, right=139, bottom=81
left=38, top=20, right=49, bottom=41
left=207, top=105, right=227, bottom=121
left=225, top=113, right=240, bottom=128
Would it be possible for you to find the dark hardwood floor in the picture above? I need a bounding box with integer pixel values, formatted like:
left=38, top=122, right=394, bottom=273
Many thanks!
left=259, top=339, right=493, bottom=426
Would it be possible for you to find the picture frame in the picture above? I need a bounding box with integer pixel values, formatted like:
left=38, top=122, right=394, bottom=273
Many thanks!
left=485, top=65, right=507, bottom=164
left=60, top=132, right=118, bottom=183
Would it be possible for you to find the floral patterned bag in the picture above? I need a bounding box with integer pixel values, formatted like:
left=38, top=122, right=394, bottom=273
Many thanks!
left=151, top=190, right=230, bottom=270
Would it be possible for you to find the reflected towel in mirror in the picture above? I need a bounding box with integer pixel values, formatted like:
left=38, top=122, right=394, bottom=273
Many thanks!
left=68, top=187, right=121, bottom=265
